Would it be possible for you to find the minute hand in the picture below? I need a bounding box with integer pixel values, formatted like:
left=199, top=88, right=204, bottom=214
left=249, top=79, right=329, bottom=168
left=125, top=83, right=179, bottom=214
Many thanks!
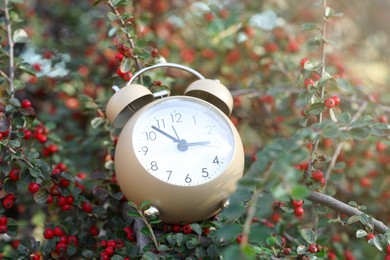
left=186, top=141, right=210, bottom=146
left=151, top=126, right=179, bottom=142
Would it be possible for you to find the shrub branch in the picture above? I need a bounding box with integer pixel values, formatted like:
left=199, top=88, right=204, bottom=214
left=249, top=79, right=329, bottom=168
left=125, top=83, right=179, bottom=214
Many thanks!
left=307, top=191, right=389, bottom=234
left=4, top=0, right=15, bottom=96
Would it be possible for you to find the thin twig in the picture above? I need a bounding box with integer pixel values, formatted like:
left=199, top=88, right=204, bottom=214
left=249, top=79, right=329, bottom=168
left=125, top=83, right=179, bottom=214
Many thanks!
left=5, top=145, right=34, bottom=168
left=4, top=0, right=15, bottom=96
left=307, top=191, right=389, bottom=234
left=310, top=0, right=328, bottom=161
left=105, top=0, right=143, bottom=72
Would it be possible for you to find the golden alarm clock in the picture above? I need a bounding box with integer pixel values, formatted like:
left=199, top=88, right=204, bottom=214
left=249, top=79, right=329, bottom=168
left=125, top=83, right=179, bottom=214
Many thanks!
left=106, top=63, right=244, bottom=224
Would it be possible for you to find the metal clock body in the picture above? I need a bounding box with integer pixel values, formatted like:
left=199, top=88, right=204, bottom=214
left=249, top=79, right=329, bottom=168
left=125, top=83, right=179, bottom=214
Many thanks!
left=106, top=63, right=245, bottom=224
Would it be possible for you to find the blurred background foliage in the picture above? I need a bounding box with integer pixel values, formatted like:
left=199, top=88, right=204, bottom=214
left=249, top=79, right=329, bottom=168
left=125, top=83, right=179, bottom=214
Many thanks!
left=1, top=0, right=390, bottom=259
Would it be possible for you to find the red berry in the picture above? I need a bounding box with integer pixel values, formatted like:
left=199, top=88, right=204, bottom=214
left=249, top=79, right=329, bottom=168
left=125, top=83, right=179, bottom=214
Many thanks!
left=308, top=244, right=318, bottom=253
left=121, top=72, right=132, bottom=81
left=65, top=195, right=74, bottom=205
left=115, top=52, right=124, bottom=62
left=172, top=224, right=181, bottom=233
left=21, top=99, right=32, bottom=108
left=365, top=233, right=375, bottom=241
left=28, top=182, right=40, bottom=193
left=107, top=239, right=117, bottom=248
left=332, top=96, right=340, bottom=106
left=67, top=235, right=78, bottom=246
left=0, top=225, right=8, bottom=234
left=43, top=228, right=55, bottom=239
left=23, top=129, right=32, bottom=139
left=384, top=254, right=390, bottom=260
left=291, top=199, right=304, bottom=208
left=56, top=242, right=67, bottom=254
left=151, top=48, right=159, bottom=58
left=54, top=226, right=64, bottom=236
left=59, top=178, right=70, bottom=187
left=304, top=78, right=315, bottom=88
left=376, top=142, right=386, bottom=152
left=82, top=202, right=93, bottom=213
left=116, top=67, right=124, bottom=77
left=324, top=97, right=336, bottom=108
left=31, top=253, right=41, bottom=260
left=300, top=57, right=309, bottom=68
left=47, top=194, right=54, bottom=204
left=182, top=224, right=192, bottom=234
left=311, top=169, right=324, bottom=182
left=294, top=206, right=304, bottom=217
left=387, top=244, right=390, bottom=254
left=283, top=248, right=291, bottom=255
left=57, top=196, right=66, bottom=206
left=35, top=133, right=48, bottom=143
left=90, top=225, right=99, bottom=236
left=3, top=198, right=14, bottom=209
left=105, top=246, right=115, bottom=256
left=50, top=184, right=61, bottom=195
left=9, top=169, right=20, bottom=181
left=0, top=216, right=8, bottom=226
left=236, top=233, right=248, bottom=244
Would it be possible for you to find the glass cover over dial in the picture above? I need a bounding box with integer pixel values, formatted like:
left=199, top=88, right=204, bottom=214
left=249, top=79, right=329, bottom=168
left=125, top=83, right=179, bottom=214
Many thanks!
left=133, top=97, right=235, bottom=186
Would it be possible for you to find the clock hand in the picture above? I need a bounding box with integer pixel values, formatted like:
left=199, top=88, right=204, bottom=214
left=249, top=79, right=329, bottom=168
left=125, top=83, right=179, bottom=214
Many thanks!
left=172, top=125, right=181, bottom=140
left=151, top=126, right=179, bottom=142
left=186, top=141, right=210, bottom=146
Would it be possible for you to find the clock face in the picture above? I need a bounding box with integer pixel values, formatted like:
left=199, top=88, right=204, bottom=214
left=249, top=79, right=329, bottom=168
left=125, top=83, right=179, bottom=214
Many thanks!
left=132, top=97, right=235, bottom=186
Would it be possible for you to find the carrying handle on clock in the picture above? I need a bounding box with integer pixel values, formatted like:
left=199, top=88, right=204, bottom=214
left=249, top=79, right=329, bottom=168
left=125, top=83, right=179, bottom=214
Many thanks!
left=125, top=62, right=233, bottom=117
left=125, top=62, right=206, bottom=87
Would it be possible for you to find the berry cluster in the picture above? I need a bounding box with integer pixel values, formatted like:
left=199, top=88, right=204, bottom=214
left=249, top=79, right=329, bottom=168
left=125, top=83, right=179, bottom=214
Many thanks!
left=99, top=238, right=130, bottom=260
left=0, top=215, right=8, bottom=234
left=291, top=199, right=304, bottom=217
left=43, top=226, right=78, bottom=255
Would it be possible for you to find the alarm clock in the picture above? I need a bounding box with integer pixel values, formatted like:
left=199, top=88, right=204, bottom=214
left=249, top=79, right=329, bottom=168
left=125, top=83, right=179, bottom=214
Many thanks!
left=106, top=63, right=244, bottom=224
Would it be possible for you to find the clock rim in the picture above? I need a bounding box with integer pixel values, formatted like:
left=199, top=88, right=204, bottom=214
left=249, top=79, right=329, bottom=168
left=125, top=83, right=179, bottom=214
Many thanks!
left=114, top=95, right=245, bottom=223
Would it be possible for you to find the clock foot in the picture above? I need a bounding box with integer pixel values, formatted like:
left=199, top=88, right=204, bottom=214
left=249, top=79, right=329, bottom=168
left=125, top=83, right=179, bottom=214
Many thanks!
left=143, top=205, right=160, bottom=221
left=221, top=198, right=230, bottom=209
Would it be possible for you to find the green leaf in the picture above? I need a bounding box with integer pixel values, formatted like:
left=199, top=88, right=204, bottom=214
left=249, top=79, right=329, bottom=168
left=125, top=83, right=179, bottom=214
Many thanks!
left=307, top=35, right=325, bottom=47
left=120, top=57, right=133, bottom=73
left=90, top=117, right=105, bottom=128
left=18, top=63, right=36, bottom=75
left=301, top=23, right=320, bottom=31
left=296, top=245, right=307, bottom=254
left=175, top=233, right=184, bottom=246
left=300, top=229, right=316, bottom=244
left=325, top=7, right=344, bottom=18
left=347, top=215, right=361, bottom=225
left=33, top=189, right=49, bottom=204
left=9, top=97, right=21, bottom=107
left=127, top=211, right=141, bottom=218
left=157, top=244, right=169, bottom=252
left=190, top=223, right=203, bottom=235
left=127, top=201, right=138, bottom=209
left=140, top=200, right=151, bottom=210
left=329, top=108, right=338, bottom=122
left=291, top=185, right=310, bottom=200
left=348, top=201, right=358, bottom=207
left=142, top=251, right=159, bottom=260
left=335, top=78, right=352, bottom=92
left=356, top=229, right=368, bottom=238
left=314, top=204, right=328, bottom=215
left=306, top=102, right=325, bottom=115
left=29, top=167, right=42, bottom=178
left=13, top=28, right=29, bottom=43
left=107, top=12, right=119, bottom=21
left=373, top=236, right=384, bottom=251
left=338, top=112, right=351, bottom=124
left=349, top=127, right=370, bottom=140
left=141, top=227, right=152, bottom=237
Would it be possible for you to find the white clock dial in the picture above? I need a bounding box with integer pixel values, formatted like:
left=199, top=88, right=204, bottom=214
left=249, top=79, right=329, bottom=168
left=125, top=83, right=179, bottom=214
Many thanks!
left=133, top=97, right=235, bottom=186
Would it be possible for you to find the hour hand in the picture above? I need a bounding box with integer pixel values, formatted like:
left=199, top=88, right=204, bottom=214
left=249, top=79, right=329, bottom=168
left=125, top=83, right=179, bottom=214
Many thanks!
left=151, top=126, right=179, bottom=142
